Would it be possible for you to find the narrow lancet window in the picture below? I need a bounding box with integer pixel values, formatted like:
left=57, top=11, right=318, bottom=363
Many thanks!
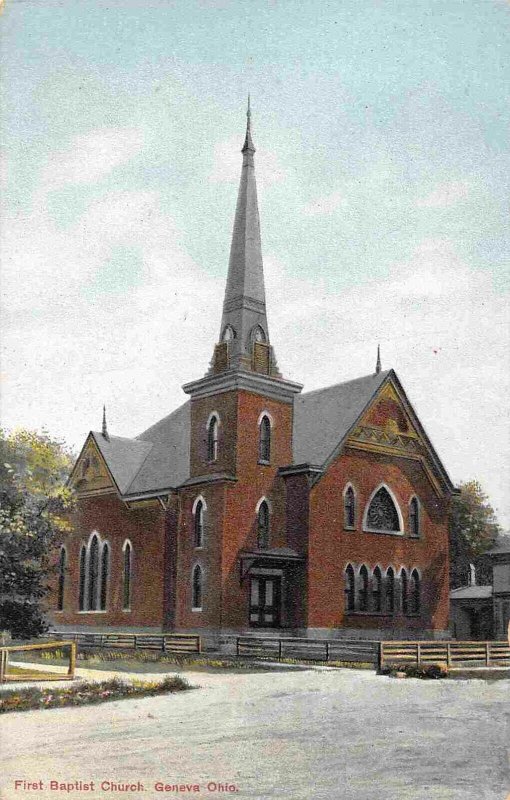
left=207, top=416, right=219, bottom=462
left=192, top=565, right=203, bottom=610
left=194, top=500, right=204, bottom=548
left=372, top=566, right=382, bottom=612
left=79, top=545, right=86, bottom=611
left=345, top=564, right=355, bottom=612
left=99, top=543, right=109, bottom=611
left=257, top=501, right=270, bottom=549
left=359, top=565, right=369, bottom=612
left=409, top=497, right=420, bottom=537
left=57, top=547, right=67, bottom=611
left=344, top=486, right=356, bottom=528
left=123, top=541, right=132, bottom=611
left=259, top=416, right=271, bottom=463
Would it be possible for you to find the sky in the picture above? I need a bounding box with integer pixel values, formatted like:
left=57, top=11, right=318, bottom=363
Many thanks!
left=1, top=0, right=509, bottom=524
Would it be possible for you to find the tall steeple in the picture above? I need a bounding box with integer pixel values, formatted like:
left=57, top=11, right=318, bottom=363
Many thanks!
left=212, top=99, right=279, bottom=376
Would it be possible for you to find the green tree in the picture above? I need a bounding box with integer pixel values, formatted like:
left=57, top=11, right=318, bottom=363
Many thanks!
left=449, top=480, right=502, bottom=589
left=0, top=429, right=75, bottom=639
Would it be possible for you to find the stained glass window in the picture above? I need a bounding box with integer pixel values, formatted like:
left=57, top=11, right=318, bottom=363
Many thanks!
left=366, top=487, right=400, bottom=532
left=344, top=486, right=355, bottom=528
left=259, top=416, right=271, bottom=462
left=344, top=565, right=355, bottom=612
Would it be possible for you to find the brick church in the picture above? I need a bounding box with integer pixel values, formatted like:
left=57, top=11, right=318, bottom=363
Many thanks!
left=52, top=106, right=455, bottom=643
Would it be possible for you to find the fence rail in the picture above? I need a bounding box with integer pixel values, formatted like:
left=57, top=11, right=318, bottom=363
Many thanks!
left=236, top=636, right=379, bottom=664
left=379, top=640, right=510, bottom=669
left=48, top=631, right=201, bottom=655
left=0, top=640, right=76, bottom=683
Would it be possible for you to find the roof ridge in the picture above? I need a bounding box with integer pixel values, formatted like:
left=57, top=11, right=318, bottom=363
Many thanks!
left=298, top=369, right=391, bottom=400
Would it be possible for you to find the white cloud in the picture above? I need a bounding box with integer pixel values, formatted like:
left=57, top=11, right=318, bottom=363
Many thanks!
left=302, top=190, right=348, bottom=216
left=415, top=181, right=470, bottom=208
left=40, top=128, right=144, bottom=192
left=208, top=135, right=285, bottom=189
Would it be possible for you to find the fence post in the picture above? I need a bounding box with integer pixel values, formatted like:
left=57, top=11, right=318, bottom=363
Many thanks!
left=236, top=638, right=240, bottom=658
left=162, top=637, right=166, bottom=654
left=325, top=642, right=330, bottom=662
left=378, top=642, right=383, bottom=672
left=0, top=649, right=5, bottom=683
left=416, top=642, right=421, bottom=666
left=68, top=642, right=76, bottom=678
left=134, top=635, right=138, bottom=650
left=485, top=641, right=490, bottom=667
left=446, top=642, right=451, bottom=668
left=278, top=640, right=283, bottom=661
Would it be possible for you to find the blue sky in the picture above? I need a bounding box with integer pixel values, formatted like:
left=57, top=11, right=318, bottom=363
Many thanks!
left=1, top=0, right=509, bottom=522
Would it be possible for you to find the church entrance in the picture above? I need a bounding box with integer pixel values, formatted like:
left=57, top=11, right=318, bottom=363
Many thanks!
left=249, top=576, right=281, bottom=627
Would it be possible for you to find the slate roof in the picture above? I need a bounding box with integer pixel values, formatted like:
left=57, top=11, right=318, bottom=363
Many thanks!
left=292, top=370, right=390, bottom=466
left=88, top=368, right=452, bottom=498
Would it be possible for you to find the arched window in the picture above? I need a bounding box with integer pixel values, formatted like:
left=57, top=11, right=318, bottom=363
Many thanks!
left=122, top=541, right=132, bottom=611
left=207, top=415, right=219, bottom=462
left=57, top=546, right=67, bottom=611
left=344, top=485, right=356, bottom=529
left=385, top=567, right=395, bottom=614
left=409, top=497, right=420, bottom=537
left=344, top=564, right=355, bottom=612
left=372, top=566, right=382, bottom=612
left=222, top=325, right=235, bottom=342
left=365, top=486, right=401, bottom=533
left=87, top=534, right=100, bottom=611
left=401, top=568, right=409, bottom=615
left=410, top=569, right=420, bottom=614
left=359, top=565, right=369, bottom=612
left=251, top=325, right=266, bottom=343
left=194, top=500, right=205, bottom=548
left=78, top=545, right=86, bottom=611
left=99, top=543, right=109, bottom=611
left=192, top=565, right=203, bottom=610
left=259, top=415, right=271, bottom=463
left=257, top=501, right=270, bottom=549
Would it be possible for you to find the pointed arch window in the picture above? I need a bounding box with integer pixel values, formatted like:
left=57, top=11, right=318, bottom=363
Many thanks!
left=344, top=564, right=355, bottom=612
left=192, top=565, right=203, bottom=610
left=401, top=569, right=409, bottom=615
left=87, top=534, right=100, bottom=611
left=194, top=500, right=205, bottom=548
left=222, top=325, right=235, bottom=342
left=359, top=565, right=369, bottom=612
left=99, top=543, right=109, bottom=611
left=251, top=325, right=266, bottom=343
left=122, top=541, right=133, bottom=611
left=410, top=569, right=421, bottom=614
left=257, top=501, right=270, bottom=549
left=409, top=497, right=420, bottom=538
left=78, top=545, right=87, bottom=611
left=57, top=546, right=67, bottom=611
left=207, top=415, right=219, bottom=462
left=372, top=566, right=382, bottom=612
left=259, top=415, right=271, bottom=463
left=385, top=567, right=395, bottom=614
left=365, top=486, right=401, bottom=533
left=344, top=485, right=356, bottom=529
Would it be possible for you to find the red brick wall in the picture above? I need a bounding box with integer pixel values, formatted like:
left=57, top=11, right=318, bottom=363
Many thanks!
left=51, top=494, right=167, bottom=629
left=189, top=391, right=238, bottom=477
left=307, top=448, right=450, bottom=632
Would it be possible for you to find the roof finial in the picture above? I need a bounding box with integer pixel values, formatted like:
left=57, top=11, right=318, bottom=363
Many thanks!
left=242, top=95, right=255, bottom=154
left=375, top=344, right=381, bottom=374
left=102, top=405, right=110, bottom=441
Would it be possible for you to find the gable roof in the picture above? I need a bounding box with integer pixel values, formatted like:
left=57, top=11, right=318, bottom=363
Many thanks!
left=128, top=401, right=191, bottom=494
left=89, top=433, right=152, bottom=495
left=292, top=370, right=390, bottom=466
left=292, top=368, right=455, bottom=494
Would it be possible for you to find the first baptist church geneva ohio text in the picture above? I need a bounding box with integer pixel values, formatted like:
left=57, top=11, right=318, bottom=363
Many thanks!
left=51, top=104, right=457, bottom=645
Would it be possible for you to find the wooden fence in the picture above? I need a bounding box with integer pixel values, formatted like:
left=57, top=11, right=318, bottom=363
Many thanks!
left=236, top=636, right=379, bottom=664
left=48, top=630, right=201, bottom=655
left=379, top=640, right=510, bottom=669
left=0, top=640, right=76, bottom=683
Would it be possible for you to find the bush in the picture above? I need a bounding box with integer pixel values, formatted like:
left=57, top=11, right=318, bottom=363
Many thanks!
left=380, top=662, right=448, bottom=679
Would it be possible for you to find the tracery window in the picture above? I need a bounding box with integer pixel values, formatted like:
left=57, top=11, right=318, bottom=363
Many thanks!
left=87, top=534, right=100, bottom=611
left=259, top=415, right=271, bottom=463
left=57, top=546, right=67, bottom=611
left=80, top=533, right=109, bottom=612
left=257, top=501, right=270, bottom=549
left=366, top=487, right=400, bottom=533
left=344, top=485, right=356, bottom=528
left=344, top=564, right=355, bottom=612
left=192, top=565, right=203, bottom=610
left=359, top=565, right=369, bottom=612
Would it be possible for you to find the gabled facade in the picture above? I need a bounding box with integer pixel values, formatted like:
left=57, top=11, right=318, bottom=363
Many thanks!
left=51, top=106, right=456, bottom=644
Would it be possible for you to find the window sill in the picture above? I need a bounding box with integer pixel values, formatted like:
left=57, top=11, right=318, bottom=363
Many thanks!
left=343, top=526, right=356, bottom=532
left=345, top=611, right=394, bottom=617
left=257, top=460, right=271, bottom=466
left=191, top=607, right=203, bottom=613
left=77, top=610, right=107, bottom=614
left=408, top=534, right=421, bottom=540
left=194, top=546, right=204, bottom=551
left=122, top=609, right=132, bottom=613
left=363, top=528, right=403, bottom=537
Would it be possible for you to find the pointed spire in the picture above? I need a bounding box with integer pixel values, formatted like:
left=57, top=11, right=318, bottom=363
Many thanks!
left=242, top=94, right=255, bottom=154
left=102, top=405, right=110, bottom=441
left=375, top=344, right=381, bottom=374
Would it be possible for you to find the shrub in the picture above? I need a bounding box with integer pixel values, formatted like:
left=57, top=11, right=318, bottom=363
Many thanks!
left=380, top=662, right=447, bottom=679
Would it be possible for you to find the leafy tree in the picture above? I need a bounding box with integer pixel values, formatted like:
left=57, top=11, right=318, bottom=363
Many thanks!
left=449, top=480, right=502, bottom=589
left=0, top=429, right=75, bottom=639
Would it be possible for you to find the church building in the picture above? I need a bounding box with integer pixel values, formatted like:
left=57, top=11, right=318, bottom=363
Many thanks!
left=52, top=106, right=455, bottom=644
